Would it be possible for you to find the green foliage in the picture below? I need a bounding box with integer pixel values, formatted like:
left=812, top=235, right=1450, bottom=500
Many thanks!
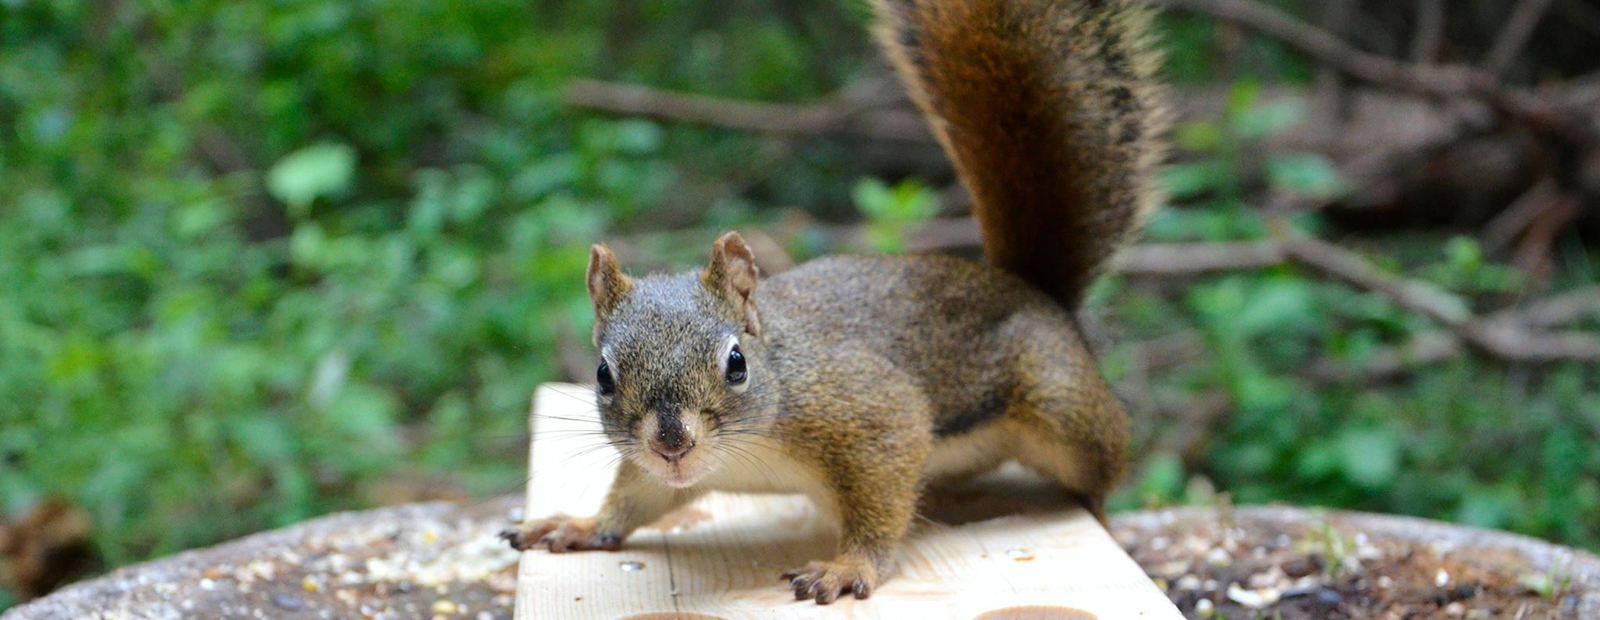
left=1108, top=203, right=1600, bottom=549
left=1, top=1, right=1597, bottom=610
left=0, top=4, right=883, bottom=601
left=268, top=143, right=357, bottom=216
left=1422, top=236, right=1519, bottom=294
left=0, top=0, right=729, bottom=574
left=1161, top=80, right=1344, bottom=207
left=853, top=177, right=940, bottom=253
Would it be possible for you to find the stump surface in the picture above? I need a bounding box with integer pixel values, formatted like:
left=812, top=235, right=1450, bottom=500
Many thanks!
left=10, top=386, right=1596, bottom=619
left=1116, top=507, right=1600, bottom=619
left=2, top=498, right=522, bottom=620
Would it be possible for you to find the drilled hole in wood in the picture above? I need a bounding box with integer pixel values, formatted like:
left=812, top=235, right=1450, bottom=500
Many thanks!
left=974, top=605, right=1098, bottom=620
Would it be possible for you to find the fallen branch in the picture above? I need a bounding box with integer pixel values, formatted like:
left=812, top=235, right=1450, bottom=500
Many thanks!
left=562, top=79, right=932, bottom=144
left=1140, top=0, right=1590, bottom=144
left=1482, top=177, right=1565, bottom=252
left=1280, top=236, right=1471, bottom=326
left=1409, top=0, right=1446, bottom=64
left=1280, top=235, right=1600, bottom=365
left=1140, top=0, right=1499, bottom=101
left=1113, top=241, right=1284, bottom=276
left=1484, top=0, right=1559, bottom=80
left=1496, top=285, right=1600, bottom=328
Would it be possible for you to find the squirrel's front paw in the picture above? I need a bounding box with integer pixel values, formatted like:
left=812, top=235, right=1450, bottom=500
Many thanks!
left=780, top=555, right=878, bottom=605
left=498, top=515, right=622, bottom=552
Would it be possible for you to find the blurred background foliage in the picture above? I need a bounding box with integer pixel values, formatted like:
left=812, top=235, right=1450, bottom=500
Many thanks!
left=1, top=0, right=1597, bottom=607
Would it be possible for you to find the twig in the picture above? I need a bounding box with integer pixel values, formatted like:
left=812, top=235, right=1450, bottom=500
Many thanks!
left=1482, top=177, right=1563, bottom=253
left=1495, top=286, right=1600, bottom=328
left=1113, top=242, right=1285, bottom=276
left=1312, top=0, right=1359, bottom=119
left=1510, top=193, right=1583, bottom=280
left=1483, top=0, right=1559, bottom=80
left=1279, top=236, right=1600, bottom=364
left=1409, top=0, right=1446, bottom=64
left=562, top=79, right=932, bottom=143
left=1466, top=320, right=1600, bottom=364
left=1141, top=0, right=1594, bottom=146
left=1141, top=0, right=1495, bottom=100
left=1281, top=236, right=1472, bottom=326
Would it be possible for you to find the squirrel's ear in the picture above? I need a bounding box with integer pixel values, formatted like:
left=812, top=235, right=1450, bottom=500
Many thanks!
left=702, top=232, right=762, bottom=336
left=587, top=244, right=632, bottom=321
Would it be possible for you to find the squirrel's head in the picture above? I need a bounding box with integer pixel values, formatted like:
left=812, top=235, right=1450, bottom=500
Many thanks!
left=584, top=232, right=769, bottom=488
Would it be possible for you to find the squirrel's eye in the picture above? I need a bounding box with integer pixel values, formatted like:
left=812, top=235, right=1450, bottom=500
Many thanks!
left=596, top=361, right=616, bottom=396
left=725, top=345, right=747, bottom=385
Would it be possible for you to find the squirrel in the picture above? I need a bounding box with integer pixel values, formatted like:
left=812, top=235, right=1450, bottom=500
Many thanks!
left=502, top=0, right=1167, bottom=605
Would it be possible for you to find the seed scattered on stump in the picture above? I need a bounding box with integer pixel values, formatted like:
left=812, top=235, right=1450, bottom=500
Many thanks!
left=271, top=593, right=307, bottom=610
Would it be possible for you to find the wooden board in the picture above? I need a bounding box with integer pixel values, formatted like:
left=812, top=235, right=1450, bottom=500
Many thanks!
left=515, top=384, right=1182, bottom=620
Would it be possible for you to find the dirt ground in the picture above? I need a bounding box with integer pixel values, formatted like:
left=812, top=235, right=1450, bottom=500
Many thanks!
left=1112, top=507, right=1596, bottom=620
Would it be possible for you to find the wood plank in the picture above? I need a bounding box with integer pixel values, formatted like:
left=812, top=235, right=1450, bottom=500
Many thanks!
left=516, top=384, right=1182, bottom=620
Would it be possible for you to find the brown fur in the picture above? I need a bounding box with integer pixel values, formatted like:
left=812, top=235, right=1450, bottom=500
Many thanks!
left=874, top=0, right=1168, bottom=309
left=505, top=0, right=1163, bottom=606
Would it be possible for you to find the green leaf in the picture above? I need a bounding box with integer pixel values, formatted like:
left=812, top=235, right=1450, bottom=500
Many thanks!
left=853, top=177, right=939, bottom=252
left=613, top=119, right=664, bottom=155
left=1445, top=236, right=1483, bottom=270
left=1456, top=488, right=1513, bottom=529
left=1135, top=453, right=1186, bottom=506
left=1175, top=121, right=1224, bottom=151
left=1232, top=279, right=1314, bottom=337
left=511, top=154, right=578, bottom=201
left=1225, top=78, right=1262, bottom=120
left=1266, top=153, right=1342, bottom=198
left=1236, top=98, right=1305, bottom=139
left=1338, top=428, right=1401, bottom=489
left=852, top=178, right=896, bottom=220
left=267, top=143, right=356, bottom=216
left=1160, top=161, right=1229, bottom=200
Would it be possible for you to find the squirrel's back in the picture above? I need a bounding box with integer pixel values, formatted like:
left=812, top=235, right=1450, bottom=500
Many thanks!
left=758, top=254, right=1059, bottom=437
left=871, top=0, right=1168, bottom=309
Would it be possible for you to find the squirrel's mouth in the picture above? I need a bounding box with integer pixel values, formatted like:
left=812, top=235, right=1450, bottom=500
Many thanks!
left=653, top=457, right=709, bottom=488
left=636, top=439, right=711, bottom=488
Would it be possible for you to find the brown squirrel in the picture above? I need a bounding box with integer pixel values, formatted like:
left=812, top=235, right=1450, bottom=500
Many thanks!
left=502, top=0, right=1166, bottom=605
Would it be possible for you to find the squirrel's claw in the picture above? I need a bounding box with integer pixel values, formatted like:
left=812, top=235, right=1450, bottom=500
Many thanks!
left=497, top=527, right=533, bottom=551
left=780, top=556, right=877, bottom=605
left=500, top=515, right=621, bottom=553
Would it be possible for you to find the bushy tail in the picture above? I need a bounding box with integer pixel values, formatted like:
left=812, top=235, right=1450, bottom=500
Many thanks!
left=870, top=0, right=1168, bottom=308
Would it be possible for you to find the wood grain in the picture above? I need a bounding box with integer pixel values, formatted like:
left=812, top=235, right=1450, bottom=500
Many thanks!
left=515, top=384, right=1182, bottom=620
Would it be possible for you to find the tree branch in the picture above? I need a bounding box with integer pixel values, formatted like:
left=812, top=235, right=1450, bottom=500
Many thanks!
left=1483, top=0, right=1559, bottom=79
left=1280, top=236, right=1471, bottom=326
left=1279, top=236, right=1600, bottom=365
left=562, top=79, right=932, bottom=143
left=1497, top=286, right=1600, bottom=328
left=1408, top=0, right=1445, bottom=64
left=1113, top=242, right=1285, bottom=276
left=1141, top=0, right=1497, bottom=100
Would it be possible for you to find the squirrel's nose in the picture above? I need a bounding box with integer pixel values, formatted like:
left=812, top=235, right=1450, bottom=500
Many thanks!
left=650, top=439, right=695, bottom=463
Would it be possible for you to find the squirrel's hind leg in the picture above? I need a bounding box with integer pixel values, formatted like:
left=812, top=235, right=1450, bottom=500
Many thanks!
left=1000, top=309, right=1131, bottom=526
